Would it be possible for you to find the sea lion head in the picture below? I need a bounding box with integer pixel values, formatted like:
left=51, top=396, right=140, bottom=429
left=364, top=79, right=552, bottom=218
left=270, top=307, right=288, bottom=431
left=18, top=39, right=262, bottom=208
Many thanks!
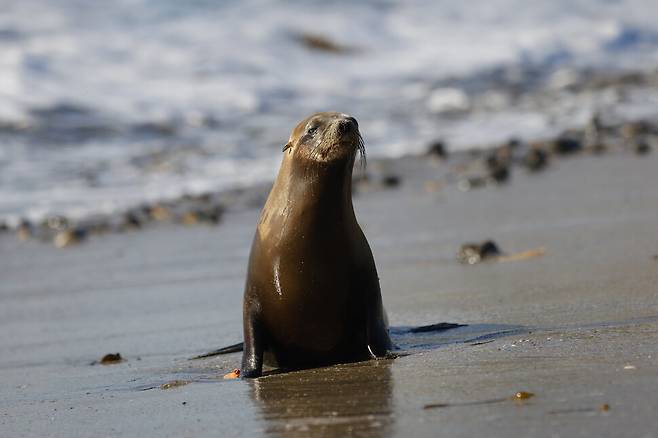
left=283, top=112, right=365, bottom=167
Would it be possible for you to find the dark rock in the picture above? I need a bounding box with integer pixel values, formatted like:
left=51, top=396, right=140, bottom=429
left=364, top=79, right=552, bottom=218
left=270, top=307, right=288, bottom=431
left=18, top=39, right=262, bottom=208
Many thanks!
left=485, top=154, right=500, bottom=170
left=552, top=136, right=582, bottom=155
left=485, top=150, right=511, bottom=184
left=121, top=212, right=142, bottom=230
left=489, top=165, right=510, bottom=184
left=523, top=148, right=549, bottom=172
left=635, top=141, right=651, bottom=155
left=97, top=353, right=124, bottom=365
left=197, top=205, right=224, bottom=225
left=426, top=141, right=448, bottom=159
left=479, top=241, right=502, bottom=258
left=382, top=175, right=401, bottom=188
left=132, top=121, right=177, bottom=137
left=296, top=32, right=352, bottom=54
left=507, top=137, right=522, bottom=149
left=457, top=240, right=503, bottom=265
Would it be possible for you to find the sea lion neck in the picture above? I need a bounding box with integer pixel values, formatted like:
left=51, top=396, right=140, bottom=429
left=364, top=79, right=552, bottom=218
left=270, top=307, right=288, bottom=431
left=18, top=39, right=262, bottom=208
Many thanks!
left=271, top=153, right=356, bottom=224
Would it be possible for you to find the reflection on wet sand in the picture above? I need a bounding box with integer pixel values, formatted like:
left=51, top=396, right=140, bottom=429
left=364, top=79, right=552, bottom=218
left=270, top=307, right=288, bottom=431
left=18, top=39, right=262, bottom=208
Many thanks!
left=249, top=359, right=394, bottom=437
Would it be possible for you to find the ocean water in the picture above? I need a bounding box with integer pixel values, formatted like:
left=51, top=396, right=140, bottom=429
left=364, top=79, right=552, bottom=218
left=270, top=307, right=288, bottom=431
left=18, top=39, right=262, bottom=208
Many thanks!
left=1, top=0, right=658, bottom=223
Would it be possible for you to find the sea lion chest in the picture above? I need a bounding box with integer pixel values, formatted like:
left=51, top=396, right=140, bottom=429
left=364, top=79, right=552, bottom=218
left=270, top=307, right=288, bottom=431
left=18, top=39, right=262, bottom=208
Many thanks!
left=248, top=202, right=366, bottom=356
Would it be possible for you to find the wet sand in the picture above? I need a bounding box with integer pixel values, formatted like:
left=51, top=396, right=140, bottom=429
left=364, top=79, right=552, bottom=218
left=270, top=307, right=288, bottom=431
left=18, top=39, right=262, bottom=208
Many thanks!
left=1, top=151, right=658, bottom=437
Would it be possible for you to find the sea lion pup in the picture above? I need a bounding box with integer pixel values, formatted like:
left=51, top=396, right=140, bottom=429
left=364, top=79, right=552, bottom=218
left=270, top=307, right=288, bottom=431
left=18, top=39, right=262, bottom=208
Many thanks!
left=241, top=112, right=392, bottom=378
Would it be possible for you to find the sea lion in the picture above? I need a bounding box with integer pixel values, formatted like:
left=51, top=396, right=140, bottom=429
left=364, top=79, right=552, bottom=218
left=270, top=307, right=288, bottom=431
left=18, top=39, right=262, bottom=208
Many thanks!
left=240, top=112, right=392, bottom=378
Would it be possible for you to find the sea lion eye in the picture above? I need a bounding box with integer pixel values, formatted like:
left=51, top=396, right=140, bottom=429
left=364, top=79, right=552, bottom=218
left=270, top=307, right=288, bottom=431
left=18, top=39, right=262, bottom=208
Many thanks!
left=307, top=126, right=318, bottom=135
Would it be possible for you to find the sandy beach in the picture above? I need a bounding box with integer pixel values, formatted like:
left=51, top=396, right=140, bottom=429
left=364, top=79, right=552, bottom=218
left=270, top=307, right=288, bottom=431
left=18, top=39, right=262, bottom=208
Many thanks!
left=3, top=1, right=658, bottom=436
left=1, top=148, right=657, bottom=437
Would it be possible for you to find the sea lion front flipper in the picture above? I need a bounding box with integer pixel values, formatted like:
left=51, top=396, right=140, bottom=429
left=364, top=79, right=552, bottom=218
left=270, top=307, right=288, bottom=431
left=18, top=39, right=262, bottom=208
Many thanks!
left=241, top=303, right=265, bottom=378
left=355, top=268, right=392, bottom=358
left=189, top=342, right=244, bottom=360
left=367, top=315, right=392, bottom=358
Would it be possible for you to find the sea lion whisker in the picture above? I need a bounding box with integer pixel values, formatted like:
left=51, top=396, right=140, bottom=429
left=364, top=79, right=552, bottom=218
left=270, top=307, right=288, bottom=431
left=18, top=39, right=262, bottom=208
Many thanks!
left=357, top=134, right=367, bottom=170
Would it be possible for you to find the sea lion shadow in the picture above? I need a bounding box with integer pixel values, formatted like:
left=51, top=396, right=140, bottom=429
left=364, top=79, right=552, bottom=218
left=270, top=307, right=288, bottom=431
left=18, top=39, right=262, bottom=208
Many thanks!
left=390, top=323, right=528, bottom=352
left=189, top=323, right=528, bottom=362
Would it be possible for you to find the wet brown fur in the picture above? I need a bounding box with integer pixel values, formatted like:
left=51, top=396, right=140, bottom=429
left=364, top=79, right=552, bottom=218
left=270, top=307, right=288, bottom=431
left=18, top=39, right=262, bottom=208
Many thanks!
left=240, top=112, right=391, bottom=378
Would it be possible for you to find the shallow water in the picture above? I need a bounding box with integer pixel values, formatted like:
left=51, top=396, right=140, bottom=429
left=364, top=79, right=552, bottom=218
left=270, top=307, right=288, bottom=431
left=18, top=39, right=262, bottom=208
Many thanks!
left=2, top=0, right=658, bottom=222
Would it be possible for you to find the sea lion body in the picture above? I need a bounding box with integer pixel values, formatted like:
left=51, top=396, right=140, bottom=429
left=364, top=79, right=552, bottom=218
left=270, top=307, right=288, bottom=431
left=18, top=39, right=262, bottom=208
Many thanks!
left=241, top=112, right=391, bottom=378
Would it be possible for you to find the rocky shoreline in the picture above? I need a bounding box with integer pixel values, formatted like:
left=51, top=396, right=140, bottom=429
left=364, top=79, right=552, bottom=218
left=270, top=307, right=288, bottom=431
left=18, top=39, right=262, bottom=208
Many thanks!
left=2, top=116, right=655, bottom=248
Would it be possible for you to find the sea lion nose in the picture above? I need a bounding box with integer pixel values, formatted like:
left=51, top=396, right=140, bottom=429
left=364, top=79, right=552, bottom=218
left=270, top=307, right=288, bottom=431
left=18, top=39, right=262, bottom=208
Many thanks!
left=337, top=116, right=358, bottom=134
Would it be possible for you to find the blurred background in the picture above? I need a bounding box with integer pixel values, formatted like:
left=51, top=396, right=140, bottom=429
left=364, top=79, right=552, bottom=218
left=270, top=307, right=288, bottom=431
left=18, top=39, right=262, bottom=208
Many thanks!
left=1, top=0, right=657, bottom=225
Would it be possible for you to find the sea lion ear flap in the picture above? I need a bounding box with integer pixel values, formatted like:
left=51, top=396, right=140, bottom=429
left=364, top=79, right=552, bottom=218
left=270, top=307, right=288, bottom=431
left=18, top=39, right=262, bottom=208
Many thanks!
left=282, top=142, right=292, bottom=153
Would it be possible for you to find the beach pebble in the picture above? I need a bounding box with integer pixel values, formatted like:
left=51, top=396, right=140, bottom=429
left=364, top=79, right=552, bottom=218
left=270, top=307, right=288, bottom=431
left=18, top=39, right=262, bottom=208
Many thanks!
left=149, top=204, right=171, bottom=221
left=121, top=212, right=143, bottom=230
left=93, top=353, right=124, bottom=365
left=635, top=141, right=651, bottom=155
left=552, top=136, right=582, bottom=155
left=53, top=228, right=88, bottom=248
left=523, top=148, right=549, bottom=172
left=511, top=391, right=535, bottom=400
left=621, top=120, right=653, bottom=139
left=17, top=220, right=32, bottom=241
left=296, top=32, right=351, bottom=54
left=485, top=152, right=511, bottom=184
left=223, top=369, right=240, bottom=379
left=382, top=175, right=401, bottom=188
left=426, top=140, right=448, bottom=159
left=197, top=205, right=224, bottom=225
left=489, top=165, right=510, bottom=184
left=457, top=240, right=502, bottom=265
left=507, top=137, right=521, bottom=149
left=181, top=211, right=199, bottom=225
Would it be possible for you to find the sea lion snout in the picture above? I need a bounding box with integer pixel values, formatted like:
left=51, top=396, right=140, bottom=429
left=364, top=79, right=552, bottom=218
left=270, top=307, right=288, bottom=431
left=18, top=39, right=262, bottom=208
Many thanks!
left=336, top=116, right=358, bottom=135
left=284, top=112, right=365, bottom=166
left=329, top=114, right=361, bottom=147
